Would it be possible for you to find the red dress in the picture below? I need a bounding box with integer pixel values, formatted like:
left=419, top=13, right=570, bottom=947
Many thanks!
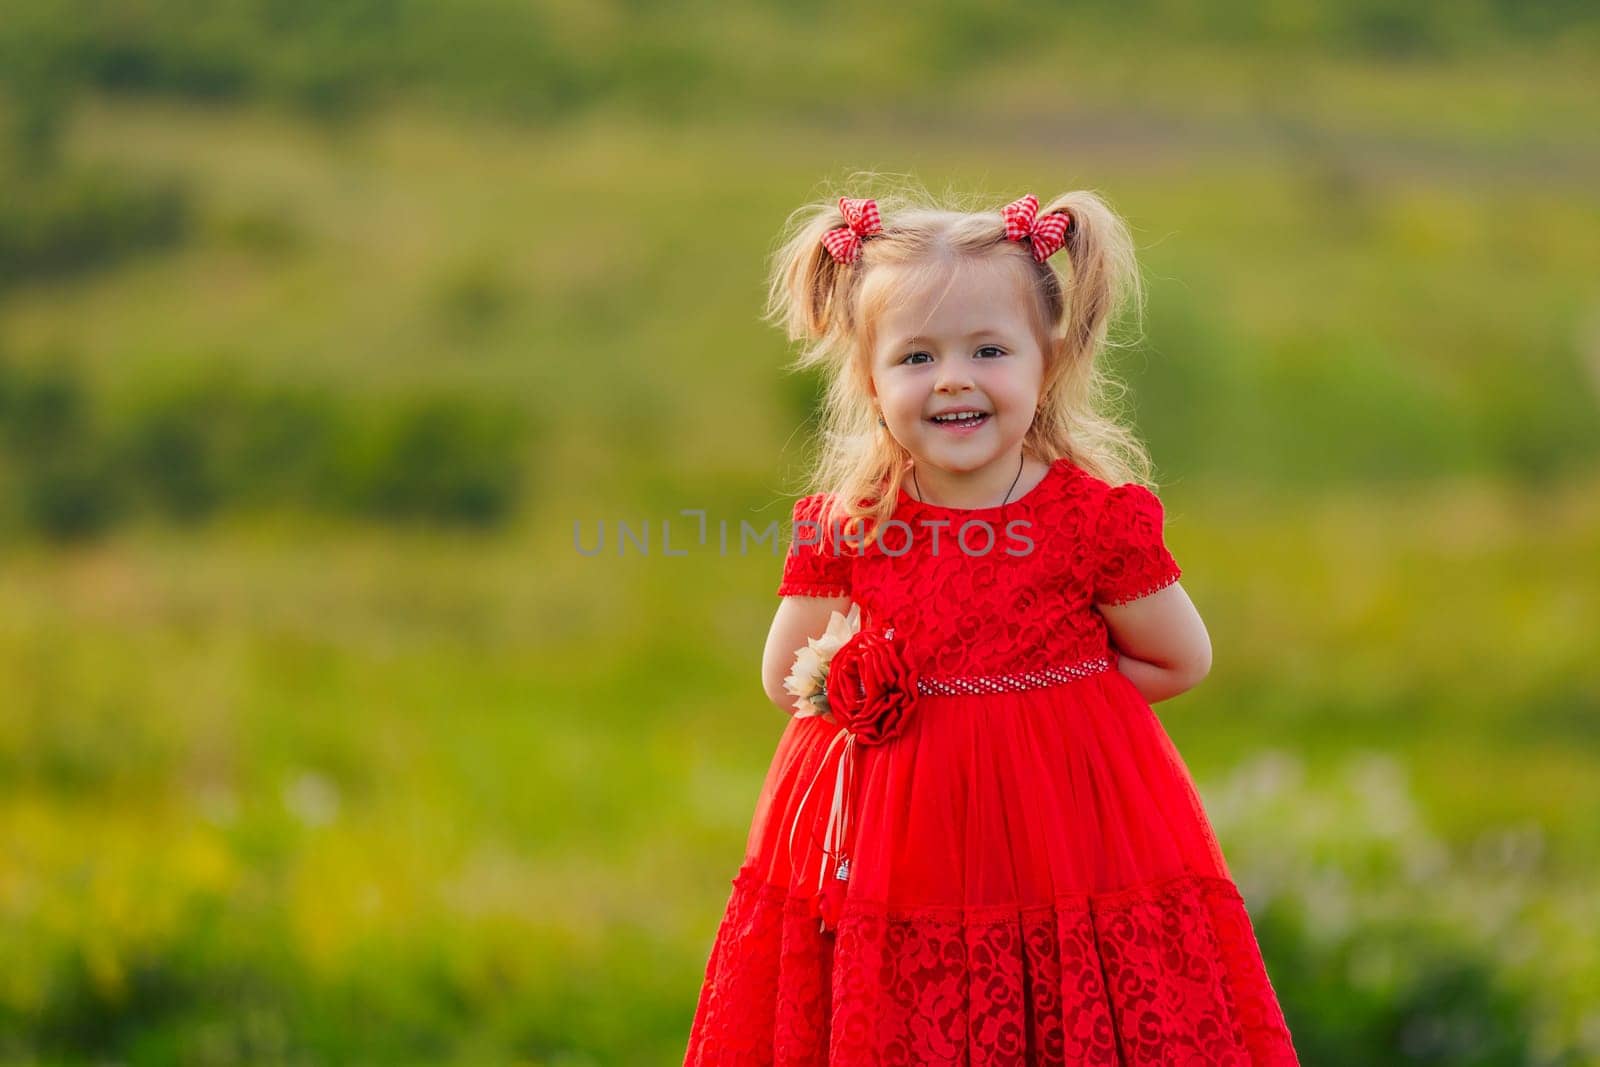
left=684, top=457, right=1298, bottom=1066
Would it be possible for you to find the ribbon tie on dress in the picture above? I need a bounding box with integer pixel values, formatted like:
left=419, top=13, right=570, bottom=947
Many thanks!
left=1001, top=193, right=1073, bottom=263
left=783, top=622, right=919, bottom=933
left=786, top=727, right=859, bottom=933
left=820, top=197, right=883, bottom=265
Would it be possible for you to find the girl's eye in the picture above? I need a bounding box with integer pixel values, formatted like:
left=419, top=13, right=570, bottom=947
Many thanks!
left=901, top=346, right=1004, bottom=365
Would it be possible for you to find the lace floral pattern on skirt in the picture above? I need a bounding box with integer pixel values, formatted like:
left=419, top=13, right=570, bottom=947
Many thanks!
left=685, top=869, right=1298, bottom=1066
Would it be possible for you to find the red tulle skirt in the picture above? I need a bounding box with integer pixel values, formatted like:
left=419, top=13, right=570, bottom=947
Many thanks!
left=684, top=668, right=1298, bottom=1065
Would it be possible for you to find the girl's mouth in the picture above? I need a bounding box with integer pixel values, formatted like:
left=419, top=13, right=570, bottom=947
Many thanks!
left=927, top=411, right=991, bottom=435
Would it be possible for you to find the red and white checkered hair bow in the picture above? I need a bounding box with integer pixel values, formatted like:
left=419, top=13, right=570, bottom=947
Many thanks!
left=820, top=197, right=883, bottom=265
left=1001, top=194, right=1073, bottom=263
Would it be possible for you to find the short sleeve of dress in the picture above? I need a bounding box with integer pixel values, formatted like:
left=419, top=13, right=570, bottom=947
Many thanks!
left=776, top=492, right=853, bottom=598
left=1093, top=483, right=1183, bottom=606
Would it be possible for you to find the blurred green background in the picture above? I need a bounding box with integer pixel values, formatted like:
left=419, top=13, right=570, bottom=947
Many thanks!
left=0, top=2, right=1596, bottom=1064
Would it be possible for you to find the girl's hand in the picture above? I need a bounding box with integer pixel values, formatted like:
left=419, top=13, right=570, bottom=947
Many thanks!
left=1116, top=654, right=1188, bottom=703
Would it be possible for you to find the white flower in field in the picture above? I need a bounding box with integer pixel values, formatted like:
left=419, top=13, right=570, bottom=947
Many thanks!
left=782, top=603, right=860, bottom=718
left=283, top=770, right=340, bottom=827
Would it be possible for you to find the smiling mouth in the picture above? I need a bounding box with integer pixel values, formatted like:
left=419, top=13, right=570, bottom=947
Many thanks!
left=928, top=411, right=991, bottom=429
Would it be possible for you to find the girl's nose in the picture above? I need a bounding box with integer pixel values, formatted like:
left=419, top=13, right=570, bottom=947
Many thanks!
left=934, top=360, right=975, bottom=392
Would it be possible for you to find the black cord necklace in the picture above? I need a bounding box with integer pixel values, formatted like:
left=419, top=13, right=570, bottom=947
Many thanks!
left=911, top=452, right=1026, bottom=518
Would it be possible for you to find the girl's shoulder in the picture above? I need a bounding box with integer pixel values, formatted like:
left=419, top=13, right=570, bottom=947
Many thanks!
left=1068, top=470, right=1183, bottom=605
left=1055, top=462, right=1164, bottom=518
left=1093, top=480, right=1168, bottom=536
left=1032, top=462, right=1172, bottom=569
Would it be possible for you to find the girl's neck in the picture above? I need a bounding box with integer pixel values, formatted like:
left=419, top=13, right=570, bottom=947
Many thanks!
left=908, top=453, right=1049, bottom=510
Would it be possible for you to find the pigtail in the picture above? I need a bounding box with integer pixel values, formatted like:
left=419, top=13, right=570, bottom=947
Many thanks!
left=763, top=189, right=902, bottom=550
left=1026, top=190, right=1155, bottom=489
left=1038, top=192, right=1145, bottom=367
left=763, top=201, right=862, bottom=348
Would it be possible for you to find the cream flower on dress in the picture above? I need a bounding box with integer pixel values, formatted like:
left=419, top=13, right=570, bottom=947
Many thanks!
left=782, top=603, right=861, bottom=718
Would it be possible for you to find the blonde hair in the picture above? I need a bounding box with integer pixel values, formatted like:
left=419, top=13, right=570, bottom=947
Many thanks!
left=764, top=174, right=1156, bottom=548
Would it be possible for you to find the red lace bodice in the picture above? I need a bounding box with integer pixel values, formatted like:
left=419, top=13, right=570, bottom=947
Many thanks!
left=776, top=458, right=1184, bottom=677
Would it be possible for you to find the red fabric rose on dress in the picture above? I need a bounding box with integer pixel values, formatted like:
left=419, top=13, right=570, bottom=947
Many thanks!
left=824, top=626, right=920, bottom=745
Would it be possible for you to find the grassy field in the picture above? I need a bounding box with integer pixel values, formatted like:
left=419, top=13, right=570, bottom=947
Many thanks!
left=1, top=22, right=1598, bottom=1062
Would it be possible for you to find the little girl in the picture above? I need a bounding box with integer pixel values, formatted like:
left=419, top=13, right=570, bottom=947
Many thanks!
left=683, top=188, right=1298, bottom=1065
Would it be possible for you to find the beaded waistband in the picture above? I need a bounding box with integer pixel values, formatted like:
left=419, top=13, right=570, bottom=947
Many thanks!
left=915, top=654, right=1114, bottom=697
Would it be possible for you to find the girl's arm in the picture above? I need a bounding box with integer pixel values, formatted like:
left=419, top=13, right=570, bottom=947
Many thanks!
left=1096, top=582, right=1212, bottom=703
left=761, top=594, right=853, bottom=719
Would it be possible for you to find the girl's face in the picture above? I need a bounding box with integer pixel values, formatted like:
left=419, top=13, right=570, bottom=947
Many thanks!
left=868, top=259, right=1046, bottom=481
